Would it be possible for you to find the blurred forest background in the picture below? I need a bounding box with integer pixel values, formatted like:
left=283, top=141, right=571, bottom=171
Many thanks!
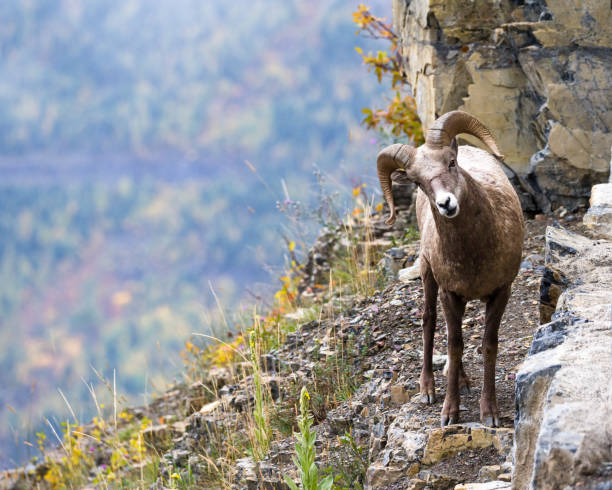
left=0, top=0, right=392, bottom=466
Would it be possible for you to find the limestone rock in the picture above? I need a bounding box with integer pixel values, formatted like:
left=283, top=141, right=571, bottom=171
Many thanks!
left=233, top=457, right=257, bottom=489
left=515, top=225, right=612, bottom=488
left=528, top=314, right=574, bottom=356
left=421, top=425, right=513, bottom=465
left=392, top=0, right=612, bottom=210
left=538, top=266, right=568, bottom=323
left=366, top=461, right=419, bottom=489
left=380, top=244, right=419, bottom=282
left=454, top=482, right=510, bottom=490
left=365, top=418, right=512, bottom=488
left=431, top=353, right=447, bottom=371
left=497, top=473, right=511, bottom=482
left=398, top=256, right=421, bottom=282
left=477, top=464, right=502, bottom=480
left=255, top=462, right=291, bottom=490
left=389, top=382, right=419, bottom=406
left=543, top=225, right=592, bottom=264
left=539, top=225, right=592, bottom=322
left=207, top=366, right=232, bottom=388
left=199, top=399, right=221, bottom=415
left=583, top=182, right=612, bottom=239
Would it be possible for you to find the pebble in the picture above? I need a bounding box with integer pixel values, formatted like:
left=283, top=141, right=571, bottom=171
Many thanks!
left=478, top=464, right=502, bottom=480
left=432, top=353, right=448, bottom=371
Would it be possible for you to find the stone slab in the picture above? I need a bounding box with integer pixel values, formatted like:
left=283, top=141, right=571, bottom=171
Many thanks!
left=514, top=226, right=612, bottom=489
left=584, top=183, right=612, bottom=239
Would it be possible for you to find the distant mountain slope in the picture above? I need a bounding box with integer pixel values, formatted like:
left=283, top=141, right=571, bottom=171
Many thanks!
left=0, top=0, right=391, bottom=467
left=0, top=0, right=386, bottom=167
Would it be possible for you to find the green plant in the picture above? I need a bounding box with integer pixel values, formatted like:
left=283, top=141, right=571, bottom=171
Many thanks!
left=284, top=387, right=334, bottom=490
left=248, top=319, right=272, bottom=461
left=310, top=350, right=361, bottom=423
left=331, top=431, right=369, bottom=490
left=323, top=192, right=385, bottom=300
left=166, top=463, right=195, bottom=489
left=404, top=224, right=420, bottom=243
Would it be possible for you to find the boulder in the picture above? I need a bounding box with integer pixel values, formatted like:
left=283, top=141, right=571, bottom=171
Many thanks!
left=392, top=0, right=612, bottom=210
left=538, top=225, right=591, bottom=322
left=583, top=182, right=612, bottom=239
left=514, top=225, right=612, bottom=488
left=455, top=482, right=510, bottom=490
left=380, top=245, right=417, bottom=282
left=421, top=425, right=513, bottom=466
left=365, top=418, right=512, bottom=488
left=477, top=464, right=503, bottom=481
left=398, top=256, right=421, bottom=283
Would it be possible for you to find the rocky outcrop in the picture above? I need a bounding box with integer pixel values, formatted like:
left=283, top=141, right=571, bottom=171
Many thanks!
left=392, top=0, right=612, bottom=210
left=4, top=208, right=593, bottom=488
left=514, top=222, right=612, bottom=488
left=366, top=421, right=513, bottom=488
left=537, top=226, right=592, bottom=323
left=584, top=182, right=612, bottom=240
left=299, top=178, right=416, bottom=297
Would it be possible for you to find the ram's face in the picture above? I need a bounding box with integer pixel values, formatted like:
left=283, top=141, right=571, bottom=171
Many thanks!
left=409, top=142, right=462, bottom=219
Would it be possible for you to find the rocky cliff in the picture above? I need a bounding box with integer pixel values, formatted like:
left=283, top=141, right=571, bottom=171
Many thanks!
left=2, top=197, right=580, bottom=489
left=513, top=224, right=612, bottom=489
left=392, top=0, right=612, bottom=211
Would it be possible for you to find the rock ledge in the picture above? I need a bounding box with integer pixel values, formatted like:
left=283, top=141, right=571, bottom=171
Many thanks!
left=514, top=223, right=612, bottom=488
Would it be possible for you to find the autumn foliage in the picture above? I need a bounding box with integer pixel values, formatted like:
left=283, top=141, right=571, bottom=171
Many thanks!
left=353, top=4, right=424, bottom=143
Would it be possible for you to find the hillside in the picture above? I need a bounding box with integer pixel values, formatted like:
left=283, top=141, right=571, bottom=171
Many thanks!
left=3, top=0, right=611, bottom=486
left=2, top=195, right=601, bottom=488
left=0, top=0, right=394, bottom=467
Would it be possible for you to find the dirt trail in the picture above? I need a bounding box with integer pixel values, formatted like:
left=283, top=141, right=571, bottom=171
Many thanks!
left=265, top=215, right=586, bottom=489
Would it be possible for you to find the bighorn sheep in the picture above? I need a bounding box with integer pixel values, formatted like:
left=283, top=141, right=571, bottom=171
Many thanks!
left=376, top=111, right=524, bottom=427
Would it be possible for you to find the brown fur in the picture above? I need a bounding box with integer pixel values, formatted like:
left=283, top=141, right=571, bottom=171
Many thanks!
left=416, top=145, right=523, bottom=301
left=379, top=141, right=524, bottom=427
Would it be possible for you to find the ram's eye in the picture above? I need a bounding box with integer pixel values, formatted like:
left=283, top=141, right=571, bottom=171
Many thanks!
left=448, top=159, right=456, bottom=168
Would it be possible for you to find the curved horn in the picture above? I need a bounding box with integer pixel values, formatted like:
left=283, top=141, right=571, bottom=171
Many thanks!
left=377, top=144, right=415, bottom=225
left=426, top=111, right=505, bottom=161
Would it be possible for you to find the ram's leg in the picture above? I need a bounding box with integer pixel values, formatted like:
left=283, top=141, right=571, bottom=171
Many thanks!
left=481, top=284, right=511, bottom=427
left=458, top=361, right=471, bottom=395
left=440, top=289, right=466, bottom=426
left=443, top=360, right=470, bottom=394
left=419, top=259, right=438, bottom=404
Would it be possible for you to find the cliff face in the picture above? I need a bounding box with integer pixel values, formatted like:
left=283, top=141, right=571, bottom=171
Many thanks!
left=392, top=0, right=612, bottom=210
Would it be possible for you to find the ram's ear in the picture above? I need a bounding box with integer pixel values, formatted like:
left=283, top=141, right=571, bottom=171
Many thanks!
left=450, top=137, right=458, bottom=155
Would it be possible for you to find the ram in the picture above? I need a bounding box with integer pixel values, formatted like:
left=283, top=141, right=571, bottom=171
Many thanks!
left=376, top=111, right=524, bottom=427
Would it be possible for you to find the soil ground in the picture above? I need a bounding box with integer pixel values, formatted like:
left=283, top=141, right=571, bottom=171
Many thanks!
left=272, top=213, right=588, bottom=489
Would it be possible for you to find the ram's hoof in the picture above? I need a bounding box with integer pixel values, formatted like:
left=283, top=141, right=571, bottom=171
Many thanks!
left=480, top=398, right=500, bottom=427
left=419, top=370, right=436, bottom=405
left=440, top=413, right=459, bottom=427
left=420, top=393, right=435, bottom=404
left=441, top=396, right=460, bottom=426
left=481, top=415, right=500, bottom=427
